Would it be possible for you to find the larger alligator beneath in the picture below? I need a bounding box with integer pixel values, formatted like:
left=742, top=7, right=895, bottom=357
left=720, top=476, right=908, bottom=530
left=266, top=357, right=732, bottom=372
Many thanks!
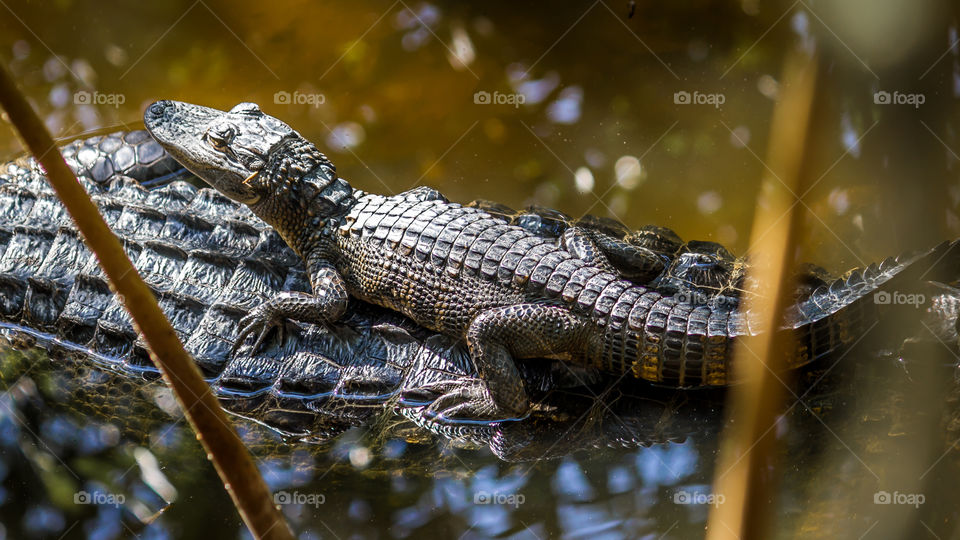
left=144, top=100, right=960, bottom=421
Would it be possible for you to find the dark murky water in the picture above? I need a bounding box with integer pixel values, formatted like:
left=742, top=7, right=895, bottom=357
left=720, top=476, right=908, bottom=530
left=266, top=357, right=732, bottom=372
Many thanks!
left=1, top=1, right=960, bottom=538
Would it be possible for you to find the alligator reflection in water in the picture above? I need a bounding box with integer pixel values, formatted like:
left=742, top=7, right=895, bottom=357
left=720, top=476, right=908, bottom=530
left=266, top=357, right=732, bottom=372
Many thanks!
left=5, top=315, right=960, bottom=538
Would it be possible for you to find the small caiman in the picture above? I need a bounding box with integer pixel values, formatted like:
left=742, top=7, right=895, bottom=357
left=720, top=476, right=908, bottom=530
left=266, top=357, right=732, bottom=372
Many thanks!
left=143, top=100, right=960, bottom=421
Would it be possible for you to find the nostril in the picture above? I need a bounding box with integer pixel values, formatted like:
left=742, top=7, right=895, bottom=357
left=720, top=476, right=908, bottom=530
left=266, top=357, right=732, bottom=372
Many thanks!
left=147, top=101, right=167, bottom=118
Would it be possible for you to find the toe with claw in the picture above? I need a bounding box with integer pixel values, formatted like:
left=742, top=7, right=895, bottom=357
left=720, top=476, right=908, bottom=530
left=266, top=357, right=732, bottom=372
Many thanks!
left=418, top=378, right=522, bottom=422
left=231, top=303, right=287, bottom=356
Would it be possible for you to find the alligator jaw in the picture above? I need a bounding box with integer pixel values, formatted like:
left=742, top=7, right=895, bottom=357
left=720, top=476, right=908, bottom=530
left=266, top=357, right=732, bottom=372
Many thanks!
left=145, top=100, right=347, bottom=258
left=144, top=100, right=297, bottom=205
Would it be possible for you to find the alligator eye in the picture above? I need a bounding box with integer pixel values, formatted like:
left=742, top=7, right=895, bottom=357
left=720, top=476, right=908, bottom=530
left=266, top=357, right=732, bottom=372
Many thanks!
left=695, top=254, right=715, bottom=266
left=230, top=102, right=261, bottom=116
left=205, top=124, right=236, bottom=152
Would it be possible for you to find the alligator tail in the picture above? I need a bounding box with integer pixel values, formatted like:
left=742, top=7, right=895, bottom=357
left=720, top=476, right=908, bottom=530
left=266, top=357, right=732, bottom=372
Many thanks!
left=781, top=239, right=960, bottom=371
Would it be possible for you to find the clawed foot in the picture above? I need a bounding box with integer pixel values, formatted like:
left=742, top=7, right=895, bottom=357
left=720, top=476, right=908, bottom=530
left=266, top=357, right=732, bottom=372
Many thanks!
left=231, top=304, right=296, bottom=357
left=411, top=378, right=526, bottom=422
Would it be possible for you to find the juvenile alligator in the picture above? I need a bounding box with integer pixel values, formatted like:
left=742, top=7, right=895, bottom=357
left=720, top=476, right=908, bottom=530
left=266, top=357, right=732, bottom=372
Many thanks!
left=144, top=100, right=960, bottom=421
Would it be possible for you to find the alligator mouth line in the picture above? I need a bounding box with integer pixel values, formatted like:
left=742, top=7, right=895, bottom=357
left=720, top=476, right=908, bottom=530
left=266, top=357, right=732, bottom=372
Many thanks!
left=243, top=171, right=259, bottom=186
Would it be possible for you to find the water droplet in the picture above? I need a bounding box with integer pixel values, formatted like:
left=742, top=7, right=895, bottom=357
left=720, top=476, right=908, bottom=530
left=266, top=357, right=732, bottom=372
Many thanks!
left=614, top=156, right=644, bottom=190
left=573, top=167, right=594, bottom=193
left=515, top=72, right=560, bottom=105
left=48, top=84, right=70, bottom=108
left=42, top=57, right=65, bottom=82
left=547, top=86, right=583, bottom=125
left=104, top=44, right=128, bottom=67
left=349, top=446, right=372, bottom=469
left=716, top=224, right=738, bottom=245
left=12, top=41, right=29, bottom=61
left=447, top=26, right=475, bottom=70
left=757, top=75, right=779, bottom=99
left=729, top=125, right=751, bottom=148
left=584, top=148, right=606, bottom=168
left=840, top=113, right=861, bottom=158
left=325, top=122, right=366, bottom=151
left=697, top=191, right=723, bottom=215
left=828, top=188, right=850, bottom=215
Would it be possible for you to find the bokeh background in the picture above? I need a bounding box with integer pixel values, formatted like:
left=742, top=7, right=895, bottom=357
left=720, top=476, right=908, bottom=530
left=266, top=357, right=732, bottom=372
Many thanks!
left=1, top=1, right=960, bottom=538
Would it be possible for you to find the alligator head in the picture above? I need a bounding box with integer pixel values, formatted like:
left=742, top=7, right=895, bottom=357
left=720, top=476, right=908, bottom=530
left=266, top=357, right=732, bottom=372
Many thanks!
left=144, top=101, right=352, bottom=248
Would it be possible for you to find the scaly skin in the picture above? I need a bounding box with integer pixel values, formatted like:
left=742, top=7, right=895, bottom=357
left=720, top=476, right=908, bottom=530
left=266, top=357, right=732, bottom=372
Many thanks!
left=6, top=129, right=192, bottom=188
left=144, top=101, right=960, bottom=421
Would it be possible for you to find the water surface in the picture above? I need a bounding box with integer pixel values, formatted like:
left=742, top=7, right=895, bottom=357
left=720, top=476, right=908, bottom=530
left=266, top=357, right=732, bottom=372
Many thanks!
left=1, top=1, right=960, bottom=538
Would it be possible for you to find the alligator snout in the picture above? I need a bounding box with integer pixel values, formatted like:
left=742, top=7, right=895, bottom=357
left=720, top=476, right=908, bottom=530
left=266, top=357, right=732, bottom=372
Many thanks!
left=144, top=100, right=172, bottom=126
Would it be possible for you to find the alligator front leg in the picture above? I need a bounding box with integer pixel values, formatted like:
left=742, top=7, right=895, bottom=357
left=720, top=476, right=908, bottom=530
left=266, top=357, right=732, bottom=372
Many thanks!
left=424, top=304, right=594, bottom=420
left=562, top=227, right=618, bottom=274
left=562, top=227, right=665, bottom=282
left=232, top=259, right=348, bottom=355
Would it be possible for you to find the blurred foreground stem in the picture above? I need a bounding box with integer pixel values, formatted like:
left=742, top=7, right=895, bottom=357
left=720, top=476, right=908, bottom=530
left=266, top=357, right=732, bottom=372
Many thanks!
left=0, top=62, right=293, bottom=540
left=706, top=48, right=819, bottom=539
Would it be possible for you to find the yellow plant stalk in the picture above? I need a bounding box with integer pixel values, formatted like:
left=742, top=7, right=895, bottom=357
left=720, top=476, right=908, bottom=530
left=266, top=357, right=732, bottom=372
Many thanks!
left=707, top=49, right=819, bottom=539
left=0, top=63, right=293, bottom=540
